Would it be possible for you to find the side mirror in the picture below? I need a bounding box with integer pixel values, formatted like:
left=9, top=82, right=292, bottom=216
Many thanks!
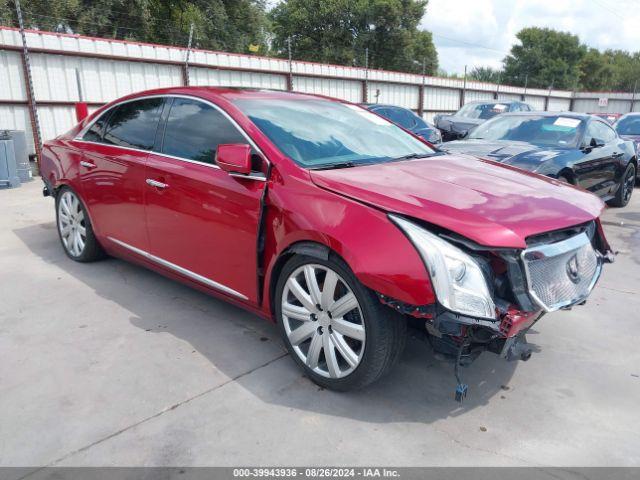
left=590, top=137, right=605, bottom=148
left=216, top=144, right=252, bottom=175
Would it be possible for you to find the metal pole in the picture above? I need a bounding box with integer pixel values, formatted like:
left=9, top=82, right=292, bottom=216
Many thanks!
left=287, top=37, right=293, bottom=91
left=16, top=0, right=43, bottom=167
left=418, top=57, right=426, bottom=116
left=184, top=23, right=194, bottom=86
left=75, top=68, right=83, bottom=102
left=461, top=65, right=467, bottom=108
left=544, top=80, right=554, bottom=112
left=364, top=47, right=369, bottom=103
left=631, top=80, right=637, bottom=112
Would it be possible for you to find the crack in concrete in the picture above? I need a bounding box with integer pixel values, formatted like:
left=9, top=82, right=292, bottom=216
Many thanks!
left=599, top=285, right=639, bottom=296
left=18, top=352, right=289, bottom=478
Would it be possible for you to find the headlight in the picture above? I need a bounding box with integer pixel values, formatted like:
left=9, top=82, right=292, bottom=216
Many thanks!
left=390, top=215, right=496, bottom=319
left=428, top=129, right=442, bottom=143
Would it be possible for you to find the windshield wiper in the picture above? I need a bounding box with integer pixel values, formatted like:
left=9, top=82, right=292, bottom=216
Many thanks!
left=389, top=152, right=440, bottom=162
left=310, top=161, right=358, bottom=170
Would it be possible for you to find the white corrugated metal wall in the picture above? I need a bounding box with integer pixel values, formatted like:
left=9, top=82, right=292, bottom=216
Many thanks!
left=1, top=27, right=639, bottom=155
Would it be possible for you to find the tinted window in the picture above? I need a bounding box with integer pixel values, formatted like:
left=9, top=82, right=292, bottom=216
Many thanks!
left=586, top=121, right=616, bottom=144
left=391, top=108, right=417, bottom=129
left=82, top=111, right=111, bottom=142
left=162, top=98, right=246, bottom=164
left=615, top=115, right=640, bottom=135
left=457, top=102, right=509, bottom=120
left=102, top=98, right=164, bottom=150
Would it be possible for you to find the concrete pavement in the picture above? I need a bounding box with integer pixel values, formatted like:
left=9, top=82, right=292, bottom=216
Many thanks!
left=1, top=180, right=639, bottom=467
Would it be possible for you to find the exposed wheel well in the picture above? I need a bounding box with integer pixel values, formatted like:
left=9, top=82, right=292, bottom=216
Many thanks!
left=268, top=241, right=335, bottom=317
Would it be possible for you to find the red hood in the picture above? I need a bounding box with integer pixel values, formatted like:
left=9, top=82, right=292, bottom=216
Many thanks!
left=310, top=155, right=604, bottom=249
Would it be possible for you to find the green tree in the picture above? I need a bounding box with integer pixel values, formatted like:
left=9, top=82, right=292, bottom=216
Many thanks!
left=468, top=66, right=502, bottom=83
left=4, top=0, right=269, bottom=52
left=502, top=27, right=586, bottom=90
left=270, top=0, right=438, bottom=74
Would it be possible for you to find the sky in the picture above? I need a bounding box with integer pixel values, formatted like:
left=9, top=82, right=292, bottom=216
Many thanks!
left=421, top=0, right=640, bottom=74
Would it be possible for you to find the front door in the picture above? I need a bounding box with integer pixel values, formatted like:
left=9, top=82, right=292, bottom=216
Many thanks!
left=144, top=97, right=266, bottom=303
left=575, top=120, right=619, bottom=195
left=76, top=97, right=164, bottom=251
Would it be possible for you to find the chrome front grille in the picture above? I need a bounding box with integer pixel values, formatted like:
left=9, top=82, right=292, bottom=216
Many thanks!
left=521, top=232, right=602, bottom=312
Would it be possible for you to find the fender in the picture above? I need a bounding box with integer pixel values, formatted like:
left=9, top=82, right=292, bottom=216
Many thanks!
left=261, top=169, right=436, bottom=319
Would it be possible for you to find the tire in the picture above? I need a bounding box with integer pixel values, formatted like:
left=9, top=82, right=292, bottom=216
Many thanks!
left=607, top=162, right=636, bottom=208
left=275, top=253, right=407, bottom=391
left=55, top=186, right=105, bottom=262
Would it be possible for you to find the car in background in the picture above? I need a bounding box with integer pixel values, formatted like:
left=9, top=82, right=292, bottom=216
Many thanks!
left=40, top=87, right=612, bottom=398
left=614, top=113, right=640, bottom=175
left=443, top=112, right=637, bottom=207
left=362, top=104, right=441, bottom=144
left=590, top=113, right=621, bottom=125
left=434, top=100, right=532, bottom=141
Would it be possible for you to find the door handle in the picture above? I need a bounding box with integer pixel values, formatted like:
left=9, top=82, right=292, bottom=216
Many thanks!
left=612, top=152, right=624, bottom=158
left=80, top=161, right=96, bottom=169
left=146, top=178, right=169, bottom=189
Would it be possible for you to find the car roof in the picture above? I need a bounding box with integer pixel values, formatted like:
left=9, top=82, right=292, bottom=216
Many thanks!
left=497, top=111, right=592, bottom=120
left=464, top=100, right=525, bottom=105
left=111, top=86, right=336, bottom=104
left=362, top=103, right=410, bottom=110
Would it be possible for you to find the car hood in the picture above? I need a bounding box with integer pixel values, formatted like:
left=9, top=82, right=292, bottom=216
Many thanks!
left=442, top=140, right=567, bottom=171
left=309, top=155, right=603, bottom=249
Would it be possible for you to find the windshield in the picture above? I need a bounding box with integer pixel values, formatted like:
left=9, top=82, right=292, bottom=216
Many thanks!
left=615, top=115, right=640, bottom=135
left=468, top=114, right=585, bottom=147
left=233, top=98, right=434, bottom=168
left=457, top=102, right=509, bottom=120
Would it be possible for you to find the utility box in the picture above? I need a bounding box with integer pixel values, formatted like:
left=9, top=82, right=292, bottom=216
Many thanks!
left=4, top=130, right=31, bottom=182
left=0, top=131, right=21, bottom=188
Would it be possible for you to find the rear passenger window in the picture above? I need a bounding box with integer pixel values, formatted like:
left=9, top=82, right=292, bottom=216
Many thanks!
left=102, top=98, right=164, bottom=150
left=161, top=98, right=246, bottom=164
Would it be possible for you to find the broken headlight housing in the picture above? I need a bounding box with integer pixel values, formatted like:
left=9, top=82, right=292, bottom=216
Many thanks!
left=390, top=215, right=496, bottom=320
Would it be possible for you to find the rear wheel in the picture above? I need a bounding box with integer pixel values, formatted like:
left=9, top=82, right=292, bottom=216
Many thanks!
left=607, top=163, right=636, bottom=208
left=56, top=187, right=105, bottom=262
left=275, top=254, right=406, bottom=391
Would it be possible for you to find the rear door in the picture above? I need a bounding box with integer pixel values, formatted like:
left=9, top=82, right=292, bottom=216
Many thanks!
left=576, top=120, right=619, bottom=195
left=144, top=96, right=267, bottom=303
left=77, top=97, right=164, bottom=251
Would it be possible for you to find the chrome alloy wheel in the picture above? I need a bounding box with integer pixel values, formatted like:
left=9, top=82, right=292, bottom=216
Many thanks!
left=281, top=264, right=366, bottom=379
left=58, top=190, right=87, bottom=257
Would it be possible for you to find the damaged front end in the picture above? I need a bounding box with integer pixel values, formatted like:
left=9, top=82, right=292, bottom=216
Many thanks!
left=386, top=216, right=613, bottom=402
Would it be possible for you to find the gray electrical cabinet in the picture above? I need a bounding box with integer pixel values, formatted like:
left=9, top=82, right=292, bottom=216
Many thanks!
left=0, top=131, right=21, bottom=188
left=4, top=130, right=31, bottom=182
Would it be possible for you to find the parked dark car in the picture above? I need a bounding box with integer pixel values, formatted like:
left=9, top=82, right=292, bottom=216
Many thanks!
left=443, top=112, right=637, bottom=207
left=435, top=100, right=532, bottom=141
left=614, top=113, right=640, bottom=178
left=362, top=104, right=441, bottom=144
left=40, top=88, right=612, bottom=400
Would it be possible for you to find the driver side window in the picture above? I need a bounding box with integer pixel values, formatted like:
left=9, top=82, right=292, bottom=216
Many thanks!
left=585, top=121, right=616, bottom=146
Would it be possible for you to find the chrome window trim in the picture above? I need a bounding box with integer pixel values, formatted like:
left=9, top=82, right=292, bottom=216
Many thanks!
left=74, top=93, right=270, bottom=171
left=520, top=232, right=603, bottom=312
left=108, top=236, right=249, bottom=300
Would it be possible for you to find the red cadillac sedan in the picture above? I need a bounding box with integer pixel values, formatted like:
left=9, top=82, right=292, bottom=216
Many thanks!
left=41, top=87, right=612, bottom=399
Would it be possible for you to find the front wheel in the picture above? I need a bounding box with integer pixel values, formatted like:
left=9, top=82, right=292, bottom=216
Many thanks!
left=607, top=163, right=636, bottom=208
left=275, top=254, right=406, bottom=391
